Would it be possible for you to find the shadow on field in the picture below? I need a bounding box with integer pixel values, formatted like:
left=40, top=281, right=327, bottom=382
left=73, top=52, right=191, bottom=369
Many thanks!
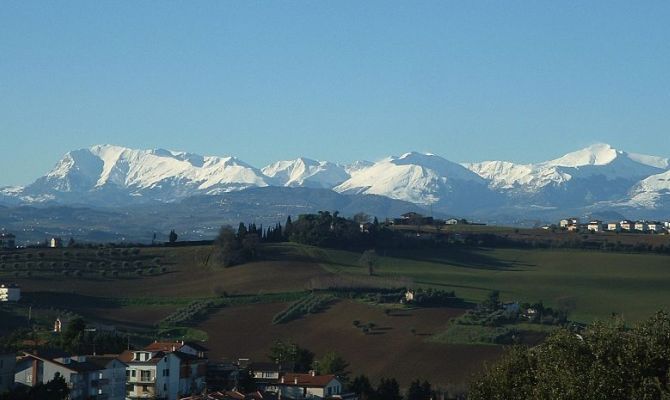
left=387, top=247, right=534, bottom=271
left=414, top=280, right=492, bottom=293
left=258, top=245, right=320, bottom=263
left=23, top=291, right=121, bottom=309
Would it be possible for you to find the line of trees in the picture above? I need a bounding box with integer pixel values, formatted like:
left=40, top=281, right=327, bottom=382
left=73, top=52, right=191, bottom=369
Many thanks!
left=259, top=210, right=670, bottom=255
left=260, top=211, right=439, bottom=250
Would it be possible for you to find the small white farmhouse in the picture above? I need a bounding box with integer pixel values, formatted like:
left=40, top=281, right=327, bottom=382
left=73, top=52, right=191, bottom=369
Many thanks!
left=0, top=284, right=20, bottom=302
left=607, top=222, right=621, bottom=232
left=620, top=220, right=634, bottom=231
left=634, top=221, right=648, bottom=232
left=276, top=372, right=343, bottom=399
left=587, top=221, right=604, bottom=232
left=560, top=218, right=579, bottom=229
left=647, top=222, right=664, bottom=233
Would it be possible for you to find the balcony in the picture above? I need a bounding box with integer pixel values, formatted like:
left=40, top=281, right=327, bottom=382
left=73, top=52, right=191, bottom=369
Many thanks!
left=126, top=394, right=158, bottom=400
left=127, top=375, right=156, bottom=384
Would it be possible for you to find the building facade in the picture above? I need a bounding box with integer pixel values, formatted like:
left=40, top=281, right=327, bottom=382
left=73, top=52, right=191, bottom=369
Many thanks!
left=121, top=341, right=207, bottom=400
left=121, top=350, right=180, bottom=400
left=0, top=353, right=16, bottom=394
left=14, top=352, right=126, bottom=400
left=273, top=373, right=342, bottom=399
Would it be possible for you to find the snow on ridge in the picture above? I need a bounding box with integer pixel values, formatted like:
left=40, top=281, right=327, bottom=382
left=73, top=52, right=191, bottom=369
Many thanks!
left=3, top=143, right=670, bottom=211
left=622, top=169, right=670, bottom=208
left=262, top=157, right=350, bottom=188
left=628, top=152, right=670, bottom=169
left=545, top=143, right=619, bottom=167
left=334, top=151, right=486, bottom=204
left=465, top=143, right=668, bottom=192
left=34, top=144, right=270, bottom=196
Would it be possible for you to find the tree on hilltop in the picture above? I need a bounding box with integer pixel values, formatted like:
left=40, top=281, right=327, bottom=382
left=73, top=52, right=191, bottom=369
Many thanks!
left=359, top=249, right=379, bottom=276
left=168, top=229, right=178, bottom=243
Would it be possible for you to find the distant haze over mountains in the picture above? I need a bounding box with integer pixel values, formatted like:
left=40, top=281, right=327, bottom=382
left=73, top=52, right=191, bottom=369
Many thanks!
left=2, top=143, right=670, bottom=222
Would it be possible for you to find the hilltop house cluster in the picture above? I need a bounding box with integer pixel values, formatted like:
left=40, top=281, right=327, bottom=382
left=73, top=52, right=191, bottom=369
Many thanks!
left=388, top=212, right=485, bottom=227
left=0, top=339, right=355, bottom=400
left=558, top=218, right=670, bottom=234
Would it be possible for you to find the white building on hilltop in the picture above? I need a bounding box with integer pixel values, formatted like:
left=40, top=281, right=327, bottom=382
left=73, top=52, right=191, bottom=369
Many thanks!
left=634, top=221, right=649, bottom=232
left=647, top=222, right=664, bottom=233
left=560, top=218, right=579, bottom=229
left=607, top=222, right=621, bottom=232
left=587, top=221, right=604, bottom=232
left=0, top=284, right=20, bottom=302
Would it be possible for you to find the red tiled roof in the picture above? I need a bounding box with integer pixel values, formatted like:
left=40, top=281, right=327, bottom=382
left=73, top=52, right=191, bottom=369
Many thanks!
left=145, top=341, right=184, bottom=352
left=145, top=340, right=209, bottom=353
left=119, top=350, right=166, bottom=364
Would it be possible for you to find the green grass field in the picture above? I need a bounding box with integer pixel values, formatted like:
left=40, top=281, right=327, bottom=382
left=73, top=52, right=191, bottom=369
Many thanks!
left=313, top=245, right=670, bottom=322
left=3, top=243, right=670, bottom=323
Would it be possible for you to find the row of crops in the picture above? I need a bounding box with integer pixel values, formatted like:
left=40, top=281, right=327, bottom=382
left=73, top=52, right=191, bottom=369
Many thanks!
left=160, top=299, right=217, bottom=326
left=272, top=294, right=335, bottom=324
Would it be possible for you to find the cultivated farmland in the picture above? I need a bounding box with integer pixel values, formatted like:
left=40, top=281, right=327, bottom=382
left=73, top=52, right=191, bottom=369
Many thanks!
left=3, top=241, right=670, bottom=388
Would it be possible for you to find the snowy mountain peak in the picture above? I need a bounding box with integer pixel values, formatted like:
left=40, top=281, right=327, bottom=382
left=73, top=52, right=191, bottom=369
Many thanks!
left=543, top=143, right=668, bottom=170
left=2, top=143, right=669, bottom=217
left=397, top=151, right=436, bottom=160
left=262, top=157, right=350, bottom=188
left=25, top=145, right=270, bottom=202
left=389, top=151, right=483, bottom=182
left=546, top=143, right=620, bottom=167
left=343, top=160, right=374, bottom=175
left=334, top=151, right=488, bottom=205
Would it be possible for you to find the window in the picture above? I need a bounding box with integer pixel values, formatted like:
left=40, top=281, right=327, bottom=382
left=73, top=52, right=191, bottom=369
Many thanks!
left=131, top=370, right=136, bottom=378
left=140, top=370, right=151, bottom=381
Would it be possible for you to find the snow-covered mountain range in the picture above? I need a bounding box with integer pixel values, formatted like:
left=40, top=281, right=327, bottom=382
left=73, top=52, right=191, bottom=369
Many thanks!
left=2, top=143, right=669, bottom=219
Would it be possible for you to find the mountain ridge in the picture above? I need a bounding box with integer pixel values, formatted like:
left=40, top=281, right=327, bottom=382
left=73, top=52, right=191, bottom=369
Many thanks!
left=2, top=143, right=669, bottom=218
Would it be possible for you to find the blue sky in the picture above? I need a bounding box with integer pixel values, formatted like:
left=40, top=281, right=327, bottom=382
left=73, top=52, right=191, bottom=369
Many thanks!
left=1, top=1, right=669, bottom=186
